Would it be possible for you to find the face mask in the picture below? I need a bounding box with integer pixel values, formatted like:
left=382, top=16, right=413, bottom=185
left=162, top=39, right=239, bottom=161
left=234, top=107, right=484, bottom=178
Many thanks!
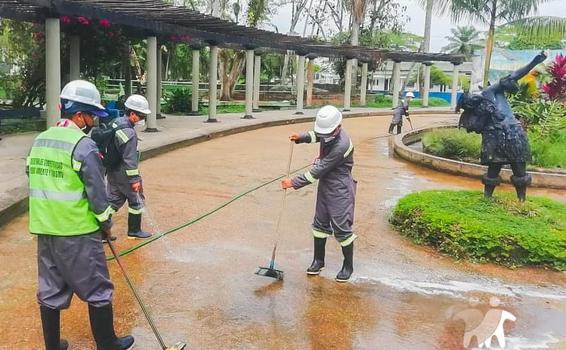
left=135, top=119, right=146, bottom=127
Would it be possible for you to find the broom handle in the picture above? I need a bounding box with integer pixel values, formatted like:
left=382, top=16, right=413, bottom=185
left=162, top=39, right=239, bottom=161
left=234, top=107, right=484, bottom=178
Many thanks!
left=107, top=240, right=168, bottom=350
left=270, top=141, right=294, bottom=267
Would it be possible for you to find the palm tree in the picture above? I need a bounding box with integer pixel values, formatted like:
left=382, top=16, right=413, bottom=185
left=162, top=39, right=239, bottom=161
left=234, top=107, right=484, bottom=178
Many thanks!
left=441, top=25, right=483, bottom=59
left=447, top=0, right=566, bottom=86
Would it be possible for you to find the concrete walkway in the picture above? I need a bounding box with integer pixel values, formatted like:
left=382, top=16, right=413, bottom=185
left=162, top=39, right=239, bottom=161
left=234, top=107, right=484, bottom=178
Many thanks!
left=0, top=107, right=452, bottom=226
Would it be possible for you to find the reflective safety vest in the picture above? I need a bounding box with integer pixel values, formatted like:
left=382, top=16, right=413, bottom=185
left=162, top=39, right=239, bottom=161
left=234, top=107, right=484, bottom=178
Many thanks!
left=28, top=127, right=100, bottom=236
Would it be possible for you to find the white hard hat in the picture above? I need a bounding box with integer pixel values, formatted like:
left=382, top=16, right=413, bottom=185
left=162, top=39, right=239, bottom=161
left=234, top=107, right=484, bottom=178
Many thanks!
left=124, top=94, right=151, bottom=115
left=405, top=91, right=415, bottom=98
left=314, top=105, right=342, bottom=135
left=60, top=80, right=104, bottom=110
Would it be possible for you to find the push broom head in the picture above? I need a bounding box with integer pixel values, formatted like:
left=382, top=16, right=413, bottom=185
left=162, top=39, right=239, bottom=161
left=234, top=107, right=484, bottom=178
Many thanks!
left=255, top=266, right=284, bottom=280
left=166, top=342, right=187, bottom=350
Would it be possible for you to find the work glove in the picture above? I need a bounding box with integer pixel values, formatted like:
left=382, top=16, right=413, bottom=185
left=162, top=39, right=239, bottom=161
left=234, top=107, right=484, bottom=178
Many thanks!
left=289, top=133, right=300, bottom=142
left=281, top=178, right=293, bottom=190
left=101, top=225, right=116, bottom=242
left=131, top=181, right=142, bottom=193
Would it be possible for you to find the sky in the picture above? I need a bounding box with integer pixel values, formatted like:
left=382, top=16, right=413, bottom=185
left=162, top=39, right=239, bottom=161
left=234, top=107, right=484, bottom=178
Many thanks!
left=266, top=0, right=566, bottom=52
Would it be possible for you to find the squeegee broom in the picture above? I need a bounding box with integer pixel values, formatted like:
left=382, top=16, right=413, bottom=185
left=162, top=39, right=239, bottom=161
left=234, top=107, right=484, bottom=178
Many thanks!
left=256, top=141, right=294, bottom=281
left=107, top=240, right=187, bottom=350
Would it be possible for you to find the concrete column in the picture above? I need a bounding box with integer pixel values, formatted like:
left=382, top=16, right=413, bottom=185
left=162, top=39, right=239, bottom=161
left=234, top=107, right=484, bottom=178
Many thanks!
left=360, top=62, right=368, bottom=107
left=253, top=54, right=261, bottom=112
left=45, top=18, right=61, bottom=127
left=294, top=54, right=306, bottom=115
left=69, top=35, right=80, bottom=81
left=156, top=45, right=163, bottom=119
left=191, top=48, right=200, bottom=115
left=451, top=63, right=460, bottom=110
left=391, top=61, right=401, bottom=108
left=344, top=59, right=352, bottom=111
left=206, top=45, right=219, bottom=123
left=145, top=36, right=158, bottom=132
left=422, top=62, right=432, bottom=108
left=243, top=49, right=254, bottom=119
left=306, top=58, right=314, bottom=107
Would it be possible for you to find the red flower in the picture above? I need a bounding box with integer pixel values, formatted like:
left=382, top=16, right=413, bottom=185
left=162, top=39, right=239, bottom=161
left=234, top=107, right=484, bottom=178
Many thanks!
left=60, top=16, right=72, bottom=25
left=542, top=54, right=566, bottom=100
left=99, top=19, right=111, bottom=28
left=76, top=16, right=91, bottom=26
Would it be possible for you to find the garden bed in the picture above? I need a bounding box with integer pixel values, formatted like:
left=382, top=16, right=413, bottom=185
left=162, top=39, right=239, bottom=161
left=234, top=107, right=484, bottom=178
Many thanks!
left=422, top=127, right=566, bottom=171
left=390, top=190, right=566, bottom=270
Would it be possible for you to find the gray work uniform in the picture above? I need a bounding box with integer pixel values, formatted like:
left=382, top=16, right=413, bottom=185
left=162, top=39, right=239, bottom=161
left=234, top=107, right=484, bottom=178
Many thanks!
left=292, top=129, right=357, bottom=246
left=29, top=127, right=114, bottom=310
left=106, top=117, right=144, bottom=214
left=391, top=100, right=409, bottom=125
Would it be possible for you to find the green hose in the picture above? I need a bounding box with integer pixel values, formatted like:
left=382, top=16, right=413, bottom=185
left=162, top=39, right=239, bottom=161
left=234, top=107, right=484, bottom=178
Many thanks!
left=106, top=164, right=309, bottom=260
left=107, top=133, right=393, bottom=260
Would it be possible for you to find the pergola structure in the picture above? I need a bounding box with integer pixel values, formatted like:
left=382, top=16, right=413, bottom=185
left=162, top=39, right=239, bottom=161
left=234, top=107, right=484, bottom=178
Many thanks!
left=0, top=0, right=465, bottom=129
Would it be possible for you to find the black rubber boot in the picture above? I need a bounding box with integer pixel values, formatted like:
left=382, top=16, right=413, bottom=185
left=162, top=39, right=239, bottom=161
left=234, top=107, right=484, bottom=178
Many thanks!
left=336, top=242, right=354, bottom=283
left=127, top=213, right=152, bottom=239
left=89, top=304, right=135, bottom=350
left=388, top=123, right=395, bottom=134
left=40, top=306, right=69, bottom=350
left=511, top=174, right=532, bottom=202
left=306, top=238, right=326, bottom=275
left=482, top=175, right=501, bottom=199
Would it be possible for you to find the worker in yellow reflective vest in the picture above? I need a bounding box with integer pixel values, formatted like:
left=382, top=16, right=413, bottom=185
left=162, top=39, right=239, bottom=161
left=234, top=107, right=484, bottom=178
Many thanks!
left=106, top=94, right=152, bottom=239
left=281, top=105, right=357, bottom=282
left=27, top=80, right=134, bottom=350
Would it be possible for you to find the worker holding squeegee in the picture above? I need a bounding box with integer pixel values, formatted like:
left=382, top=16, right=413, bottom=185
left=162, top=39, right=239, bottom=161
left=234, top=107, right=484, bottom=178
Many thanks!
left=281, top=105, right=357, bottom=282
left=27, top=81, right=134, bottom=350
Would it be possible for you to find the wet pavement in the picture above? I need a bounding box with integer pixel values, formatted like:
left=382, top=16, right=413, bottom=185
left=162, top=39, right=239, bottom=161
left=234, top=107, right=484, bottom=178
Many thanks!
left=1, top=115, right=565, bottom=350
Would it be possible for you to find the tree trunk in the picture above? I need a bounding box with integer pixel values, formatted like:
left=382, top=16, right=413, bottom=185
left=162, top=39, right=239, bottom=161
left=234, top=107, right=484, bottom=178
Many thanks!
left=423, top=0, right=433, bottom=53
left=483, top=0, right=497, bottom=86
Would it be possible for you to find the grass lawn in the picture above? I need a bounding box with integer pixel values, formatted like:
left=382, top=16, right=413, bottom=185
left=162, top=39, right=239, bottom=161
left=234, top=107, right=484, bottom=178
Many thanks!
left=390, top=190, right=566, bottom=270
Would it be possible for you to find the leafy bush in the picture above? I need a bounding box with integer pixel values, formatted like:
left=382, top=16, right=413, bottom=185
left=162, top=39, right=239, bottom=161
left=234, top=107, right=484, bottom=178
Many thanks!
left=163, top=88, right=193, bottom=114
left=529, top=130, right=566, bottom=169
left=369, top=95, right=448, bottom=108
left=390, top=190, right=566, bottom=270
left=422, top=128, right=481, bottom=162
left=511, top=98, right=566, bottom=132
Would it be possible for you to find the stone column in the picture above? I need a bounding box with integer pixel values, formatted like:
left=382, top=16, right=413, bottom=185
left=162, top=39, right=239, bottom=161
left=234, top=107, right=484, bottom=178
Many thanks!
left=45, top=18, right=61, bottom=127
left=190, top=48, right=200, bottom=115
left=253, top=54, right=261, bottom=112
left=145, top=36, right=158, bottom=132
left=69, top=35, right=80, bottom=81
left=206, top=45, right=219, bottom=123
left=294, top=54, right=306, bottom=115
left=451, top=62, right=460, bottom=110
left=391, top=60, right=401, bottom=108
left=243, top=49, right=254, bottom=119
left=422, top=62, right=432, bottom=108
left=360, top=62, right=368, bottom=107
left=156, top=45, right=163, bottom=119
left=344, top=59, right=352, bottom=111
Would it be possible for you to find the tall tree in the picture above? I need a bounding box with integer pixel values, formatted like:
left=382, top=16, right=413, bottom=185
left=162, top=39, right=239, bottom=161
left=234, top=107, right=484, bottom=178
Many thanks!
left=441, top=25, right=483, bottom=59
left=447, top=0, right=566, bottom=85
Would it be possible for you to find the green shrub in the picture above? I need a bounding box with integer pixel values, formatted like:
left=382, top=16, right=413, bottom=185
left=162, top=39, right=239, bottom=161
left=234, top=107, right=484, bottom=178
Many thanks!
left=390, top=190, right=566, bottom=270
left=422, top=128, right=481, bottom=162
left=368, top=95, right=449, bottom=108
left=163, top=88, right=193, bottom=114
left=529, top=130, right=566, bottom=169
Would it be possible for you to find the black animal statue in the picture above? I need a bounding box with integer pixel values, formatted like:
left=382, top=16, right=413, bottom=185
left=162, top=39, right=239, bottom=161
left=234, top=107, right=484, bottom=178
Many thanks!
left=456, top=52, right=547, bottom=202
